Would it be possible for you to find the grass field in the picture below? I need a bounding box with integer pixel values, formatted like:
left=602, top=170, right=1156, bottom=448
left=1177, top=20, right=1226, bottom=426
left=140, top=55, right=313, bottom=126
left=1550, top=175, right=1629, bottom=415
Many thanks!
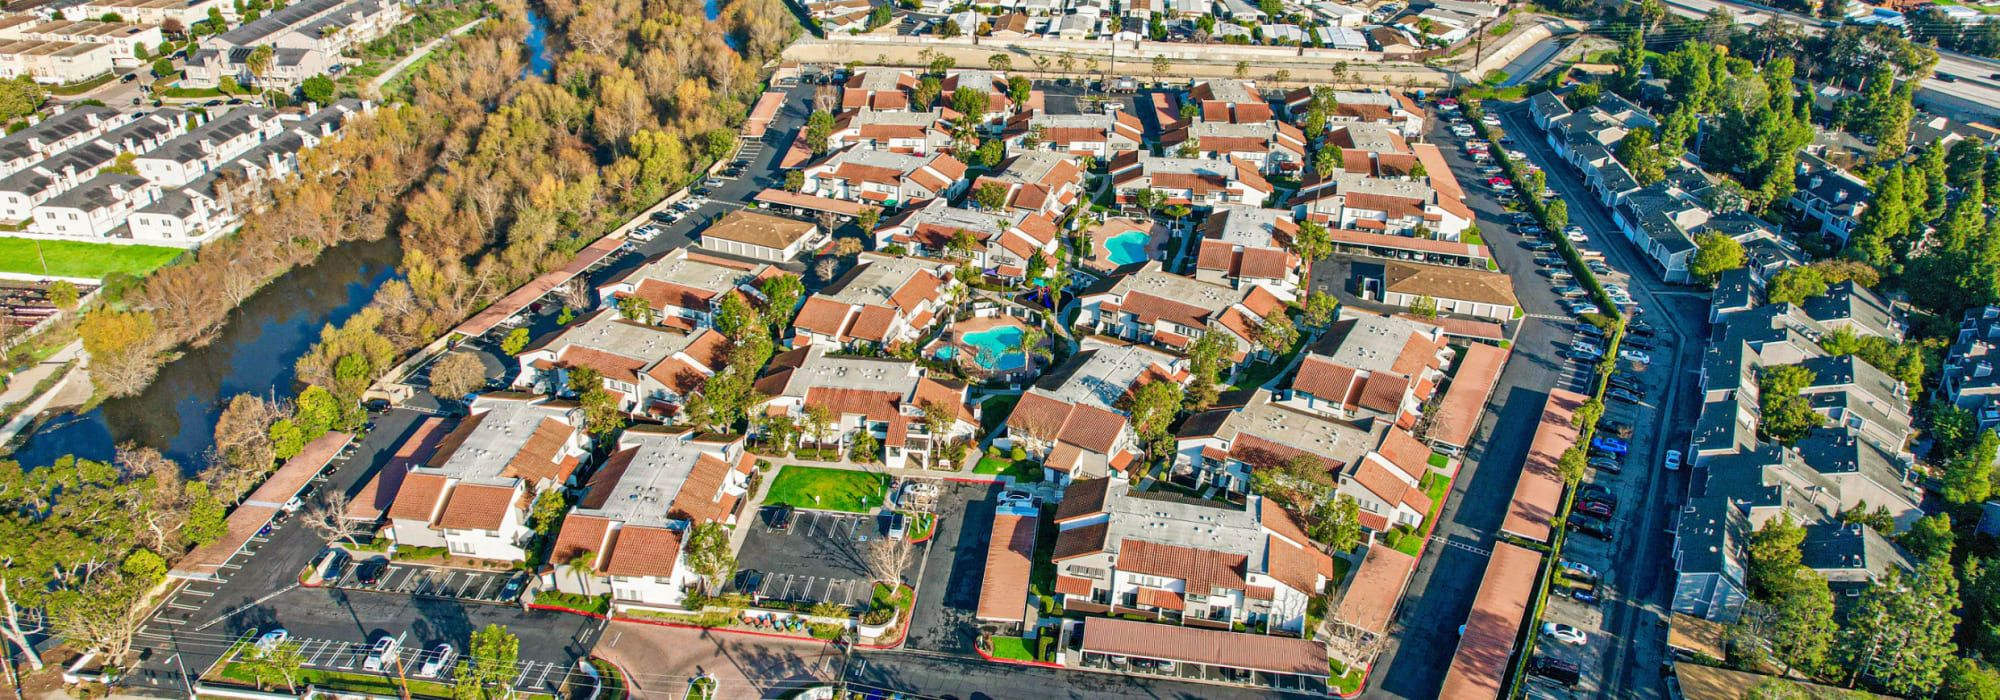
left=0, top=238, right=183, bottom=279
left=765, top=466, right=886, bottom=513
left=974, top=456, right=1043, bottom=482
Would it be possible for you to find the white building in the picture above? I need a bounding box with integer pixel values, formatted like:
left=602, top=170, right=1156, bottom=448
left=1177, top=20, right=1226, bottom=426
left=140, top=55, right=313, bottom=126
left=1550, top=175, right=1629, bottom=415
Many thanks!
left=386, top=394, right=590, bottom=563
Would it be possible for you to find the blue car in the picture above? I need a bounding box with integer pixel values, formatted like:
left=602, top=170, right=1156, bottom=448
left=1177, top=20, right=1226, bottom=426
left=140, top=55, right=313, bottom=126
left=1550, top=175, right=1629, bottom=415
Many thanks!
left=1591, top=436, right=1629, bottom=455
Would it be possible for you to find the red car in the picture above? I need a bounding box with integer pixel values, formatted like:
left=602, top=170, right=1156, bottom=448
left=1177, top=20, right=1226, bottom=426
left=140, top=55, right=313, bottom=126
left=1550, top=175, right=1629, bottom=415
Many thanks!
left=1487, top=177, right=1512, bottom=187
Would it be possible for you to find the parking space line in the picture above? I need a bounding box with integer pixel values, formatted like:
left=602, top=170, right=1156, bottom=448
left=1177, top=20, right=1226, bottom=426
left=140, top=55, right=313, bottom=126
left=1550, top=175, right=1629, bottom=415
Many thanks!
left=457, top=575, right=479, bottom=597
left=181, top=588, right=214, bottom=597
left=477, top=577, right=498, bottom=599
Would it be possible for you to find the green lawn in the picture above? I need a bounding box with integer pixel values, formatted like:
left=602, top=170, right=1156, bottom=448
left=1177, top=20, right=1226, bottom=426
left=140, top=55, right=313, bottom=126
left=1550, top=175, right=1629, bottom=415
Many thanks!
left=0, top=238, right=183, bottom=279
left=1428, top=452, right=1449, bottom=469
left=1418, top=473, right=1453, bottom=538
left=990, top=636, right=1035, bottom=661
left=215, top=661, right=455, bottom=698
left=979, top=394, right=1019, bottom=436
left=1329, top=557, right=1352, bottom=586
left=764, top=466, right=887, bottom=513
left=1329, top=659, right=1365, bottom=695
left=975, top=456, right=1044, bottom=482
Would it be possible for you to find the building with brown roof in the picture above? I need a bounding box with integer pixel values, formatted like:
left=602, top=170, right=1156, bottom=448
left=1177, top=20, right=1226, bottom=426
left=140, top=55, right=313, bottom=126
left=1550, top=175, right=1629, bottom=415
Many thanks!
left=593, top=247, right=796, bottom=332
left=970, top=151, right=1084, bottom=217
left=1077, top=260, right=1283, bottom=367
left=1367, top=260, right=1519, bottom=322
left=1191, top=204, right=1304, bottom=301
left=872, top=198, right=1061, bottom=281
left=823, top=108, right=955, bottom=155
left=1162, top=119, right=1307, bottom=175
left=753, top=344, right=978, bottom=469
left=1439, top=542, right=1544, bottom=700
left=999, top=109, right=1144, bottom=159
left=1049, top=476, right=1332, bottom=634
left=697, top=210, right=825, bottom=263
left=1282, top=89, right=1426, bottom=138
left=512, top=309, right=730, bottom=418
left=1108, top=152, right=1274, bottom=209
left=1290, top=170, right=1476, bottom=240
left=1283, top=311, right=1452, bottom=431
left=1327, top=544, right=1418, bottom=665
left=548, top=426, right=754, bottom=611
left=998, top=337, right=1189, bottom=483
left=840, top=68, right=918, bottom=112
left=976, top=502, right=1040, bottom=625
left=790, top=252, right=960, bottom=349
left=387, top=394, right=588, bottom=562
left=799, top=146, right=968, bottom=208
left=1077, top=617, right=1331, bottom=692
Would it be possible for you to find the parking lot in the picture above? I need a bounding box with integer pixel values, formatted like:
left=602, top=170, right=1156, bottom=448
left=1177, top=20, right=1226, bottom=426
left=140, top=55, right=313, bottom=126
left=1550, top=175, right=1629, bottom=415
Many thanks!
left=223, top=628, right=571, bottom=692
left=325, top=557, right=528, bottom=605
left=731, top=508, right=918, bottom=608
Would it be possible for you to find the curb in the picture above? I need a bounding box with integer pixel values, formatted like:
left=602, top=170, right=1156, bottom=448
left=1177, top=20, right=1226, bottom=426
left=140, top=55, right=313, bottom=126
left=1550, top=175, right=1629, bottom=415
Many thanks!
left=973, top=643, right=1064, bottom=669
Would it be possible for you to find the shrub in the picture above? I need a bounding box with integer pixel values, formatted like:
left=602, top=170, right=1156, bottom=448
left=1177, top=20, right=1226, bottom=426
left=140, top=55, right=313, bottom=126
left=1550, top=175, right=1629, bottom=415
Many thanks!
left=987, top=445, right=1003, bottom=457
left=1009, top=445, right=1026, bottom=460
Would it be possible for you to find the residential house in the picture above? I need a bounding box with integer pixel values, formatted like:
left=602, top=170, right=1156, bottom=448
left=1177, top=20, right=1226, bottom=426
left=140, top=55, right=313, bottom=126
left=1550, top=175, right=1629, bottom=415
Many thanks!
left=841, top=68, right=918, bottom=111
left=0, top=105, right=128, bottom=178
left=0, top=108, right=185, bottom=222
left=791, top=252, right=959, bottom=349
left=874, top=199, right=1062, bottom=280
left=512, top=309, right=730, bottom=418
left=999, top=338, right=1190, bottom=483
left=999, top=110, right=1144, bottom=159
left=1283, top=89, right=1425, bottom=139
left=1107, top=153, right=1274, bottom=208
left=1788, top=150, right=1869, bottom=244
left=1077, top=261, right=1285, bottom=365
left=131, top=108, right=288, bottom=188
left=1191, top=205, right=1305, bottom=300
left=595, top=247, right=795, bottom=331
left=1163, top=120, right=1307, bottom=175
left=27, top=171, right=153, bottom=238
left=825, top=109, right=955, bottom=154
left=1940, top=305, right=2000, bottom=431
left=942, top=69, right=1015, bottom=129
left=386, top=394, right=589, bottom=562
left=1290, top=172, right=1475, bottom=240
left=547, top=426, right=755, bottom=611
left=0, top=39, right=113, bottom=84
left=1049, top=476, right=1332, bottom=632
left=752, top=345, right=978, bottom=469
left=799, top=147, right=969, bottom=209
left=1186, top=81, right=1269, bottom=125
left=1281, top=311, right=1451, bottom=430
left=970, top=151, right=1084, bottom=216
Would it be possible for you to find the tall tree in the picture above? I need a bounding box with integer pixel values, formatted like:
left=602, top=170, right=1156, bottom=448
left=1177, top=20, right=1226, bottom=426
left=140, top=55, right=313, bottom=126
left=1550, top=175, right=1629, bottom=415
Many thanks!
left=1689, top=232, right=1746, bottom=284
left=453, top=625, right=520, bottom=700
left=1839, top=560, right=1960, bottom=696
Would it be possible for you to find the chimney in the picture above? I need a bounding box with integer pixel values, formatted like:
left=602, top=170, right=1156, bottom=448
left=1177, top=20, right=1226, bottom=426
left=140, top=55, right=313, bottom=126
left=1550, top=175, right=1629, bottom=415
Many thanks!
left=1810, top=175, right=1822, bottom=189
left=108, top=182, right=126, bottom=201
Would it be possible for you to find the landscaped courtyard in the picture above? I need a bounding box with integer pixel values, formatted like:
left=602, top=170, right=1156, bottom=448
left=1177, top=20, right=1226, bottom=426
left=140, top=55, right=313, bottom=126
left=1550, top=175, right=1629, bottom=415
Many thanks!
left=762, top=465, right=887, bottom=513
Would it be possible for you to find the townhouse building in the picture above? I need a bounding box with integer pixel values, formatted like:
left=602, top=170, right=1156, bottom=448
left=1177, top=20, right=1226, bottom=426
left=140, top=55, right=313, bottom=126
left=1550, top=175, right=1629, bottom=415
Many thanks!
left=131, top=107, right=288, bottom=187
left=0, top=19, right=160, bottom=65
left=799, top=147, right=968, bottom=208
left=751, top=345, right=978, bottom=469
left=969, top=151, right=1084, bottom=217
left=512, top=309, right=730, bottom=417
left=999, top=110, right=1144, bottom=159
left=1186, top=79, right=1270, bottom=123
left=548, top=427, right=754, bottom=611
left=1367, top=260, right=1520, bottom=322
left=0, top=105, right=127, bottom=178
left=128, top=99, right=369, bottom=244
left=594, top=246, right=794, bottom=331
left=1289, top=172, right=1474, bottom=240
left=942, top=69, right=1014, bottom=129
left=1939, top=305, right=2000, bottom=431
left=0, top=108, right=185, bottom=222
left=1789, top=150, right=1869, bottom=244
left=1191, top=204, right=1304, bottom=300
left=1049, top=476, right=1332, bottom=633
left=790, top=252, right=959, bottom=349
left=1164, top=120, right=1307, bottom=175
left=28, top=171, right=153, bottom=238
left=1107, top=153, right=1273, bottom=209
left=387, top=394, right=590, bottom=562
left=1281, top=312, right=1451, bottom=431
left=825, top=109, right=955, bottom=154
left=841, top=68, right=917, bottom=111
left=1283, top=89, right=1425, bottom=139
left=998, top=338, right=1189, bottom=483
left=1077, top=261, right=1285, bottom=366
left=0, top=39, right=113, bottom=84
left=66, top=0, right=229, bottom=25
left=874, top=199, right=1061, bottom=280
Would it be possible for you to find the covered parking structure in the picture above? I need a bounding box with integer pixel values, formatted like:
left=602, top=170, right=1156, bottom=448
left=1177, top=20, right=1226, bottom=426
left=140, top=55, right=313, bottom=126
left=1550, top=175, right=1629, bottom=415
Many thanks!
left=754, top=188, right=869, bottom=219
left=1076, top=617, right=1331, bottom=694
left=169, top=432, right=353, bottom=581
left=1329, top=227, right=1492, bottom=269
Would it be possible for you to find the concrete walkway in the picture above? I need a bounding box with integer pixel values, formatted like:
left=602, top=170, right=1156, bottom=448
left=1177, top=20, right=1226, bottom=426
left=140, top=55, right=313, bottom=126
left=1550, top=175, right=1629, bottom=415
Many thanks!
left=367, top=17, right=488, bottom=93
left=0, top=339, right=79, bottom=409
left=0, top=340, right=83, bottom=445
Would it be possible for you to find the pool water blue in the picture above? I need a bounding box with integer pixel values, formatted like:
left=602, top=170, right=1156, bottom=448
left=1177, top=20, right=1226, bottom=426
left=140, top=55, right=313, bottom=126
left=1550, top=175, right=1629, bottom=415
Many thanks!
left=961, top=326, right=1028, bottom=371
left=1104, top=230, right=1152, bottom=266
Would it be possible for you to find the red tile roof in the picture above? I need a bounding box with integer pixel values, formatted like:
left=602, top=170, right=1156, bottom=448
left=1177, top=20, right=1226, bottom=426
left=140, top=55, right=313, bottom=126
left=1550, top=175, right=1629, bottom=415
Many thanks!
left=1052, top=522, right=1109, bottom=561
left=387, top=472, right=447, bottom=522
left=1292, top=357, right=1359, bottom=405
left=1501, top=390, right=1585, bottom=544
left=669, top=453, right=752, bottom=524
left=805, top=387, right=903, bottom=422
left=1431, top=342, right=1507, bottom=448
left=551, top=514, right=612, bottom=566
left=794, top=297, right=854, bottom=338
left=501, top=417, right=580, bottom=485
left=1265, top=535, right=1327, bottom=595
left=977, top=513, right=1038, bottom=622
left=1335, top=544, right=1418, bottom=636
left=1080, top=618, right=1329, bottom=676
left=602, top=525, right=684, bottom=578
left=1055, top=574, right=1096, bottom=596
left=1375, top=428, right=1434, bottom=482
left=1440, top=542, right=1544, bottom=700
left=433, top=483, right=517, bottom=531
left=1120, top=539, right=1247, bottom=594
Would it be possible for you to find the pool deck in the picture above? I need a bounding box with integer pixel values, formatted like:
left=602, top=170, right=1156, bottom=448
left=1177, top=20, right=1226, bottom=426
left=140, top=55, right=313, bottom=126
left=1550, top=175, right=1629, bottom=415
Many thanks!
left=1081, top=218, right=1171, bottom=274
left=929, top=316, right=1051, bottom=375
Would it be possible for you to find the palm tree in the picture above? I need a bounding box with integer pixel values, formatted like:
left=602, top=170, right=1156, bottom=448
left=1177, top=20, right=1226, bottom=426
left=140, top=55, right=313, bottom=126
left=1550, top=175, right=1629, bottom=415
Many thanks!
left=564, top=551, right=598, bottom=595
left=1019, top=325, right=1052, bottom=368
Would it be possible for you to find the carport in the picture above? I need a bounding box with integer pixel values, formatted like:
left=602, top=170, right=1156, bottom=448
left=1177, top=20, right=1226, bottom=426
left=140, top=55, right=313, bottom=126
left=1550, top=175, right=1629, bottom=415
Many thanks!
left=451, top=235, right=626, bottom=339
left=1076, top=617, right=1330, bottom=694
left=1500, top=389, right=1586, bottom=545
left=753, top=189, right=869, bottom=218
left=1439, top=542, right=1546, bottom=700
left=169, top=432, right=353, bottom=581
left=1427, top=341, right=1509, bottom=455
left=1328, top=227, right=1492, bottom=269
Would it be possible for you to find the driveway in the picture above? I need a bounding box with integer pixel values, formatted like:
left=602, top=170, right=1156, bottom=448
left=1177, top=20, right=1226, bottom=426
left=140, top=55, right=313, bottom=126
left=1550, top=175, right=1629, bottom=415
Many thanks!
left=902, top=480, right=1001, bottom=655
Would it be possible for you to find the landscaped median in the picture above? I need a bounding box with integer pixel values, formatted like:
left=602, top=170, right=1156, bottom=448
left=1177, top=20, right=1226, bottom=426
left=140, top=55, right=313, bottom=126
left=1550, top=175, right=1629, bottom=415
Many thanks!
left=534, top=584, right=918, bottom=650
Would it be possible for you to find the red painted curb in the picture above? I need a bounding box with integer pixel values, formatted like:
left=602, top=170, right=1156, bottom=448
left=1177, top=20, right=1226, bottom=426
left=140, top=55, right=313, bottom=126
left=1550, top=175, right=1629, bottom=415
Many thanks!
left=945, top=476, right=1001, bottom=484
left=973, top=644, right=1064, bottom=669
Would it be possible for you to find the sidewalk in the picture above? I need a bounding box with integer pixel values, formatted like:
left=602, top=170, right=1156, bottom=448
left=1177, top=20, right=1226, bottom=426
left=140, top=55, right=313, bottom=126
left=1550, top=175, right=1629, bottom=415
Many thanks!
left=367, top=17, right=488, bottom=93
left=0, top=339, right=79, bottom=409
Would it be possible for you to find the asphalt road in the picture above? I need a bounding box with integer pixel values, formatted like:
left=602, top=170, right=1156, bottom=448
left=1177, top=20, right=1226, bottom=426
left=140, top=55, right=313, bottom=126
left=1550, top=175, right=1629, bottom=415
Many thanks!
left=1491, top=102, right=1709, bottom=700
left=903, top=481, right=1001, bottom=655
left=845, top=649, right=1284, bottom=700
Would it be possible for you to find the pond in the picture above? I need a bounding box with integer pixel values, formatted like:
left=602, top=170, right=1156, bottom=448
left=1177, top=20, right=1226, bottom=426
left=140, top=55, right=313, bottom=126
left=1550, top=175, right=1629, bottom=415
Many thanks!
left=10, top=235, right=405, bottom=472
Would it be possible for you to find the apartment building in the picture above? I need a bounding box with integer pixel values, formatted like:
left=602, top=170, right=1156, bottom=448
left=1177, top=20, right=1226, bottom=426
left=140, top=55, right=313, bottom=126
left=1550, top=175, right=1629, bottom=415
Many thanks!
left=1283, top=89, right=1425, bottom=138
left=1077, top=261, right=1284, bottom=366
left=131, top=107, right=288, bottom=187
left=1049, top=476, right=1331, bottom=633
left=387, top=394, right=590, bottom=562
left=1107, top=153, right=1274, bottom=209
left=791, top=252, right=959, bottom=349
left=799, top=147, right=968, bottom=208
left=999, top=110, right=1144, bottom=159
left=752, top=345, right=978, bottom=469
left=1186, top=79, right=1270, bottom=123
left=594, top=247, right=794, bottom=331
left=512, top=309, right=730, bottom=417
left=1289, top=172, right=1474, bottom=240
left=0, top=108, right=185, bottom=222
left=1191, top=205, right=1304, bottom=300
left=1788, top=150, right=1870, bottom=244
left=1163, top=120, right=1307, bottom=175
left=969, top=151, right=1084, bottom=216
left=0, top=105, right=128, bottom=178
left=0, top=39, right=113, bottom=84
left=548, top=427, right=754, bottom=610
left=129, top=99, right=369, bottom=244
left=825, top=109, right=955, bottom=154
left=874, top=199, right=1061, bottom=280
left=1282, top=312, right=1451, bottom=430
left=0, top=19, right=160, bottom=65
left=998, top=338, right=1189, bottom=483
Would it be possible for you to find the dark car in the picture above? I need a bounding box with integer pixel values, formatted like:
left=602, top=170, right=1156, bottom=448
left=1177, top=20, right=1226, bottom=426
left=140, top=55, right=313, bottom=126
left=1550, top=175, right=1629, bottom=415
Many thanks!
left=1576, top=498, right=1616, bottom=518
left=364, top=399, right=391, bottom=414
left=1531, top=657, right=1582, bottom=687
left=356, top=557, right=388, bottom=584
left=650, top=211, right=676, bottom=223
left=1622, top=336, right=1654, bottom=350
left=1568, top=513, right=1613, bottom=542
left=311, top=548, right=349, bottom=578
left=121, top=73, right=138, bottom=82
left=1940, top=73, right=1959, bottom=83
left=764, top=504, right=794, bottom=530
left=691, top=186, right=711, bottom=196
left=500, top=576, right=525, bottom=600
left=1597, top=420, right=1633, bottom=437
left=1588, top=457, right=1623, bottom=474
left=1579, top=483, right=1612, bottom=502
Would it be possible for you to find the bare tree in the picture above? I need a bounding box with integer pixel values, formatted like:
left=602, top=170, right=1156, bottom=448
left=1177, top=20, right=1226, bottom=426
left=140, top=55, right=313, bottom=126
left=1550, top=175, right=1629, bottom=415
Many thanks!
left=301, top=491, right=369, bottom=544
left=868, top=538, right=917, bottom=587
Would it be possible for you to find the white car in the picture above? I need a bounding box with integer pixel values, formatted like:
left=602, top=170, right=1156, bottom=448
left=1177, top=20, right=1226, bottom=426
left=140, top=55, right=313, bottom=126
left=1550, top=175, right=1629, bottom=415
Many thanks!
left=255, top=629, right=289, bottom=654
left=418, top=644, right=455, bottom=678
left=1664, top=449, right=1683, bottom=471
left=1620, top=349, right=1651, bottom=364
left=1559, top=561, right=1597, bottom=577
left=1482, top=116, right=1502, bottom=126
left=1567, top=230, right=1588, bottom=242
left=1543, top=623, right=1589, bottom=646
left=363, top=637, right=400, bottom=673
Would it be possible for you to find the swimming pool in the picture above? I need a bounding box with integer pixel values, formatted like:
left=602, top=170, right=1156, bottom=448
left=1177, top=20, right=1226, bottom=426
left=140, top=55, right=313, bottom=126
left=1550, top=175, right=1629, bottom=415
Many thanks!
left=1104, top=230, right=1151, bottom=266
left=960, top=326, right=1027, bottom=371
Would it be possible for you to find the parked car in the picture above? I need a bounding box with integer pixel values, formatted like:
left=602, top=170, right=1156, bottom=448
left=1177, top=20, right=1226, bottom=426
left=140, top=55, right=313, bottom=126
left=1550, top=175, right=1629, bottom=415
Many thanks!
left=418, top=644, right=455, bottom=678
left=1576, top=499, right=1616, bottom=518
left=1554, top=286, right=1586, bottom=297
left=1567, top=514, right=1612, bottom=542
left=1580, top=483, right=1612, bottom=501
left=363, top=636, right=400, bottom=672
left=1559, top=560, right=1598, bottom=578
left=1620, top=349, right=1652, bottom=364
left=1567, top=229, right=1589, bottom=242
left=1570, top=341, right=1603, bottom=357
left=764, top=505, right=794, bottom=530
left=887, top=512, right=908, bottom=540
left=1622, top=336, right=1654, bottom=350
left=1591, top=436, right=1629, bottom=454
left=1597, top=420, right=1633, bottom=437
left=1588, top=457, right=1623, bottom=474
left=1569, top=302, right=1601, bottom=316
left=356, top=557, right=387, bottom=584
left=1607, top=376, right=1642, bottom=393
left=1542, top=623, right=1589, bottom=645
left=1608, top=387, right=1644, bottom=404
left=1664, top=449, right=1683, bottom=471
left=1531, top=657, right=1582, bottom=687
